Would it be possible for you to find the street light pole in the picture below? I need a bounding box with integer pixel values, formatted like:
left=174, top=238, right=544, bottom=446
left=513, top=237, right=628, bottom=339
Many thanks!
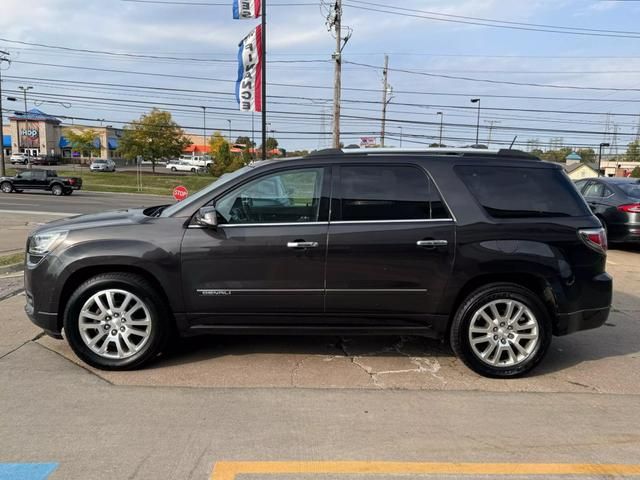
left=18, top=85, right=33, bottom=113
left=598, top=142, right=610, bottom=177
left=436, top=112, right=443, bottom=146
left=471, top=98, right=481, bottom=145
left=227, top=119, right=232, bottom=143
left=201, top=106, right=206, bottom=156
left=0, top=50, right=11, bottom=177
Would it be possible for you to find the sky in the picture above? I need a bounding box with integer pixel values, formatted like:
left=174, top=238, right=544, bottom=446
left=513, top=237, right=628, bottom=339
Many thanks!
left=2, top=0, right=640, bottom=153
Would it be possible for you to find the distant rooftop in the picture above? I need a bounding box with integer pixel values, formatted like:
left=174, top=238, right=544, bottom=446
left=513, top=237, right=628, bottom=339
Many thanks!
left=8, top=108, right=61, bottom=124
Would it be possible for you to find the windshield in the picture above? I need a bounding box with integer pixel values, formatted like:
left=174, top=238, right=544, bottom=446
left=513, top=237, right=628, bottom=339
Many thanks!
left=619, top=182, right=640, bottom=198
left=161, top=164, right=255, bottom=217
left=94, top=160, right=106, bottom=164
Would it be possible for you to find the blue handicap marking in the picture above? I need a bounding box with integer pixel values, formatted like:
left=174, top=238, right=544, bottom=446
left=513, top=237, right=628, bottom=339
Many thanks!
left=0, top=463, right=58, bottom=480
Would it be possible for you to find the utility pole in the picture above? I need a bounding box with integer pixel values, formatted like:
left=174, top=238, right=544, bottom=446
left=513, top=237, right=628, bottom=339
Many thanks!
left=380, top=54, right=389, bottom=147
left=484, top=120, right=500, bottom=148
left=0, top=50, right=10, bottom=177
left=436, top=112, right=443, bottom=146
left=261, top=1, right=267, bottom=159
left=331, top=0, right=342, bottom=149
left=471, top=98, right=481, bottom=145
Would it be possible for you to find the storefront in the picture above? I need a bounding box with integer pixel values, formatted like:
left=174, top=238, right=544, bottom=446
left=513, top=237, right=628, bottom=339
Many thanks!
left=5, top=109, right=122, bottom=160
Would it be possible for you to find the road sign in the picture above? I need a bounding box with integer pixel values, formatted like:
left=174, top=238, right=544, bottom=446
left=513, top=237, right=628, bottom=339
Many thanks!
left=173, top=185, right=188, bottom=201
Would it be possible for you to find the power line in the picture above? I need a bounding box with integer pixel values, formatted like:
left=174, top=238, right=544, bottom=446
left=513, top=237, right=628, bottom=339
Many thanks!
left=343, top=1, right=640, bottom=39
left=345, top=60, right=640, bottom=92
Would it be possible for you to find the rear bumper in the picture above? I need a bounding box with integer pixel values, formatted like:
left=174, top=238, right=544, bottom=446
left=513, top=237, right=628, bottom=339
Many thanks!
left=555, top=306, right=610, bottom=336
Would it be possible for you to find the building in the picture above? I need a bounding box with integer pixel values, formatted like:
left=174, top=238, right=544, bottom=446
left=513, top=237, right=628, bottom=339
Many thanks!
left=3, top=109, right=122, bottom=161
left=600, top=160, right=640, bottom=177
left=562, top=151, right=598, bottom=179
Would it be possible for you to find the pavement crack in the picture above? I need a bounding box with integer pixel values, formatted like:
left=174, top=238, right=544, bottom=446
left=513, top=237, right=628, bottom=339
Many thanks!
left=0, top=331, right=44, bottom=361
left=567, top=379, right=603, bottom=393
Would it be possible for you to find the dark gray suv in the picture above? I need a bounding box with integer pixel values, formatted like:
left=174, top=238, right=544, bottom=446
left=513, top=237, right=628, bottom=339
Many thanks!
left=24, top=148, right=612, bottom=377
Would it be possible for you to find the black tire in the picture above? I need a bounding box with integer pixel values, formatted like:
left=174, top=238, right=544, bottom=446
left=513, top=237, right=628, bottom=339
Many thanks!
left=449, top=282, right=552, bottom=378
left=171, top=167, right=177, bottom=172
left=190, top=168, right=196, bottom=173
left=63, top=190, right=73, bottom=196
left=63, top=272, right=170, bottom=370
left=51, top=184, right=64, bottom=196
left=1, top=181, right=13, bottom=193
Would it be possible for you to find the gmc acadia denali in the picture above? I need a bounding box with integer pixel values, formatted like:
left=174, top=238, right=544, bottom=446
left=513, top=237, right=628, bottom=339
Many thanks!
left=24, top=148, right=612, bottom=377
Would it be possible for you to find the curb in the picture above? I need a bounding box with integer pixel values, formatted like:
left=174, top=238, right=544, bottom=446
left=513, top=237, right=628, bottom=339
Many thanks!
left=0, top=262, right=24, bottom=276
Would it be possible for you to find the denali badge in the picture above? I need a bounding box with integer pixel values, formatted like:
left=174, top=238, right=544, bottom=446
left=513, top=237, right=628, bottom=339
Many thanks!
left=197, top=289, right=232, bottom=296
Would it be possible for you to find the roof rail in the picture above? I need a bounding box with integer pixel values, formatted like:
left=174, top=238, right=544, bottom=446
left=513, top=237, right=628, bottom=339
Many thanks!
left=307, top=148, right=343, bottom=157
left=306, top=147, right=539, bottom=160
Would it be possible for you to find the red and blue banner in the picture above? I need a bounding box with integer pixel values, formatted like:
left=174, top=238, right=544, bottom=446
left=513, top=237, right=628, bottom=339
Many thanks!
left=236, top=25, right=263, bottom=112
left=233, top=0, right=261, bottom=19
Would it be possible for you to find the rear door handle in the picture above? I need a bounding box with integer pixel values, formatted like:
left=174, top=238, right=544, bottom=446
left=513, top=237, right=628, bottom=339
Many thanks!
left=417, top=240, right=448, bottom=248
left=287, top=241, right=319, bottom=249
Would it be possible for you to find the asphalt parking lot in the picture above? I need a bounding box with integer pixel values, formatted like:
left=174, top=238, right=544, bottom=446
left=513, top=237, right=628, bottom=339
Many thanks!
left=1, top=208, right=639, bottom=479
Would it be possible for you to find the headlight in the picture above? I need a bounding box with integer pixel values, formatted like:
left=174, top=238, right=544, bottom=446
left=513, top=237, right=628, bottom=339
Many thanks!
left=28, top=231, right=68, bottom=256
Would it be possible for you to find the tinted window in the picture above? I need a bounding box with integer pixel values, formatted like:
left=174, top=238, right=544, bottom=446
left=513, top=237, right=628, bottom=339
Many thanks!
left=456, top=166, right=590, bottom=218
left=17, top=171, right=32, bottom=180
left=216, top=168, right=324, bottom=224
left=339, top=165, right=449, bottom=221
left=574, top=179, right=588, bottom=193
left=619, top=183, right=640, bottom=198
left=32, top=171, right=47, bottom=181
left=583, top=182, right=605, bottom=198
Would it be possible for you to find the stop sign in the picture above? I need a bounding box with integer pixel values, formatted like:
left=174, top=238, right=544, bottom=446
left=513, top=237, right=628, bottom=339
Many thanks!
left=173, top=185, right=188, bottom=201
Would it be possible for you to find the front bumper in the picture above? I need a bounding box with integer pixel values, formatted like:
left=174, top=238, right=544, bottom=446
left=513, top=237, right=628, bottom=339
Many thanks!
left=24, top=291, right=63, bottom=338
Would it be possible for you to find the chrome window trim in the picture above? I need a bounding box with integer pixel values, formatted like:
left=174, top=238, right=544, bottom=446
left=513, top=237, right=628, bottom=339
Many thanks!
left=196, top=288, right=427, bottom=293
left=331, top=218, right=453, bottom=225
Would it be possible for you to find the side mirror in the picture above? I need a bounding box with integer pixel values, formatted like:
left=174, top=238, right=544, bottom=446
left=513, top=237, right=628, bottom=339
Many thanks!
left=195, top=206, right=218, bottom=228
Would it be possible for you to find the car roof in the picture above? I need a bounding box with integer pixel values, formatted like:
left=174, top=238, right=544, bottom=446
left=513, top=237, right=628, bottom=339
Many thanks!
left=598, top=177, right=640, bottom=184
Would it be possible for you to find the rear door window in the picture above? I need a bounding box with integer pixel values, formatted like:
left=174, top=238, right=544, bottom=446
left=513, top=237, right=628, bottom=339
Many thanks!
left=456, top=166, right=591, bottom=218
left=337, top=165, right=450, bottom=221
left=583, top=181, right=605, bottom=198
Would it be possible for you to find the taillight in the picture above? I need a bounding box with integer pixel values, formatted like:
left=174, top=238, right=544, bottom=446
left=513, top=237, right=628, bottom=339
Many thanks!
left=68, top=179, right=76, bottom=185
left=578, top=227, right=607, bottom=254
left=618, top=203, right=640, bottom=213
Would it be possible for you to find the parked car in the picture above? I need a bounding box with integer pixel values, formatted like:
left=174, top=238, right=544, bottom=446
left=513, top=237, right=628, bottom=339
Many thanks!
left=166, top=160, right=205, bottom=173
left=31, top=155, right=61, bottom=166
left=89, top=159, right=116, bottom=172
left=575, top=177, right=640, bottom=243
left=10, top=153, right=29, bottom=165
left=24, top=148, right=611, bottom=377
left=1, top=169, right=82, bottom=196
left=180, top=155, right=213, bottom=168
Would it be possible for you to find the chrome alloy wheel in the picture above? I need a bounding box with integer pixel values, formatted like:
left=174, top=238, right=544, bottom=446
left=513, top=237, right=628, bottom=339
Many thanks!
left=78, top=289, right=152, bottom=359
left=468, top=299, right=539, bottom=367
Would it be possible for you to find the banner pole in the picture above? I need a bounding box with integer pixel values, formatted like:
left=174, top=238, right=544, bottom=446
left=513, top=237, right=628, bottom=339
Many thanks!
left=261, top=0, right=267, bottom=160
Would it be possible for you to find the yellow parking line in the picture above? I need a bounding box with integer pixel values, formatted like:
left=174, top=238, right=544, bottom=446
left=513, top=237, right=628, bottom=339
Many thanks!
left=211, top=461, right=640, bottom=480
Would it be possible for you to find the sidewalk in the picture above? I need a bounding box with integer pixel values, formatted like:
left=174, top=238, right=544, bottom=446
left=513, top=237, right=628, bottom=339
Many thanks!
left=0, top=212, right=68, bottom=255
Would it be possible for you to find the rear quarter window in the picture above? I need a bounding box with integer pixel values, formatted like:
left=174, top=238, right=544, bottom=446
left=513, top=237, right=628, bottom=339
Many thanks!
left=455, top=165, right=591, bottom=218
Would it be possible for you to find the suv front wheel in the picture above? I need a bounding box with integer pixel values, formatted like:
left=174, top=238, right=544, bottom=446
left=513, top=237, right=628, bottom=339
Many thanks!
left=64, top=273, right=169, bottom=370
left=450, top=283, right=552, bottom=378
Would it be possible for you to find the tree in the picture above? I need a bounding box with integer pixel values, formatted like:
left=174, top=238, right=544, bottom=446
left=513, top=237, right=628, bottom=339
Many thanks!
left=626, top=140, right=640, bottom=162
left=209, top=131, right=228, bottom=157
left=631, top=166, right=640, bottom=178
left=259, top=137, right=280, bottom=158
left=118, top=109, right=192, bottom=173
left=65, top=129, right=100, bottom=159
left=234, top=136, right=255, bottom=147
left=577, top=148, right=596, bottom=164
left=210, top=142, right=245, bottom=177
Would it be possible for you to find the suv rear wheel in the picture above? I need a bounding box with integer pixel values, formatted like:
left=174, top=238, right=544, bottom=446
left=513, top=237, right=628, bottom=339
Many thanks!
left=450, top=283, right=552, bottom=378
left=63, top=273, right=170, bottom=370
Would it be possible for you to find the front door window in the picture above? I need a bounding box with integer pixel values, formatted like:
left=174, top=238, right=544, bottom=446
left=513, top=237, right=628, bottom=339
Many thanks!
left=215, top=168, right=325, bottom=224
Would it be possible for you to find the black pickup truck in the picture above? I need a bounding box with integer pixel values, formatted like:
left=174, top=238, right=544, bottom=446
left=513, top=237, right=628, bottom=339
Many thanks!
left=0, top=169, right=82, bottom=196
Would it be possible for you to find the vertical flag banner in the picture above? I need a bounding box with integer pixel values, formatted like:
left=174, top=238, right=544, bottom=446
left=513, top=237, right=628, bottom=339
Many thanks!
left=236, top=25, right=263, bottom=112
left=233, top=0, right=262, bottom=19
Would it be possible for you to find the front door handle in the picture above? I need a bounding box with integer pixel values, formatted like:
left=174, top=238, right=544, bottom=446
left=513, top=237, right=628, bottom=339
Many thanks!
left=417, top=240, right=448, bottom=248
left=287, top=241, right=319, bottom=249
